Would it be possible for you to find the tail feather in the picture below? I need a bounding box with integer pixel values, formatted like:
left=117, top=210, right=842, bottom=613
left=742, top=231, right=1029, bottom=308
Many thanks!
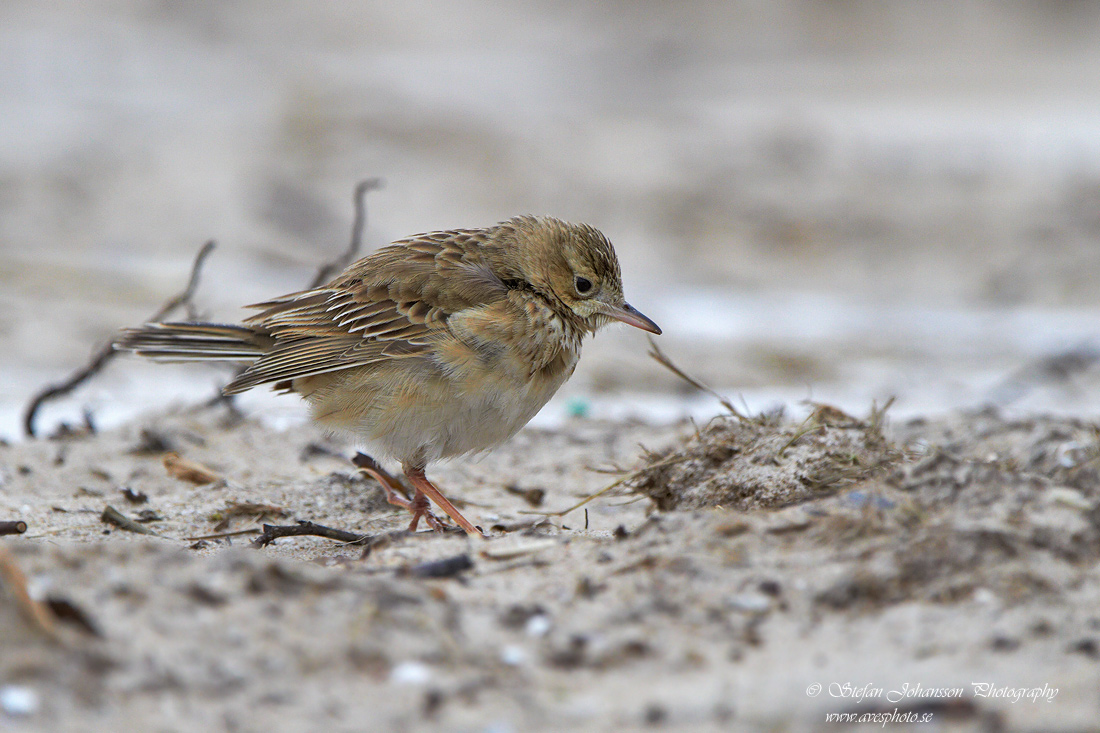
left=116, top=322, right=273, bottom=363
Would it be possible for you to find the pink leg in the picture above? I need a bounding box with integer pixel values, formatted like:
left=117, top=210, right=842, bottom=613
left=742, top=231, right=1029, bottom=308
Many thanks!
left=403, top=464, right=485, bottom=538
left=352, top=453, right=443, bottom=531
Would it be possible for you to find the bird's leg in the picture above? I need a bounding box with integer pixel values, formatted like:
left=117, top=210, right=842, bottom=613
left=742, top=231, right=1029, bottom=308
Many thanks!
left=352, top=453, right=411, bottom=507
left=403, top=464, right=485, bottom=538
left=352, top=453, right=443, bottom=531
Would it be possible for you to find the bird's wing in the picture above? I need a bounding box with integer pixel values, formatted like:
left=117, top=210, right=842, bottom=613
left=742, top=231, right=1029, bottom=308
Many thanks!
left=223, top=229, right=508, bottom=394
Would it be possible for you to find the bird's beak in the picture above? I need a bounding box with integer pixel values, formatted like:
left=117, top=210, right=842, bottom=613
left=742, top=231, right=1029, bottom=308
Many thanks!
left=599, top=301, right=662, bottom=334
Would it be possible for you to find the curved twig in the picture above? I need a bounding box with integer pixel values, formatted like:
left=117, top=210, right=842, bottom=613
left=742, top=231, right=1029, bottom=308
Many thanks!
left=647, top=335, right=742, bottom=418
left=23, top=241, right=216, bottom=438
left=308, top=177, right=384, bottom=288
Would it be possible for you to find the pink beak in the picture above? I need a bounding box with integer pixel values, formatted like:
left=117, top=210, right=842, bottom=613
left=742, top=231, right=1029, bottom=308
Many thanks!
left=600, top=302, right=662, bottom=334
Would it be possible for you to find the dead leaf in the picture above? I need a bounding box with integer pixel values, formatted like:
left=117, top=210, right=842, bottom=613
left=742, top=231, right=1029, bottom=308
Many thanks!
left=224, top=501, right=287, bottom=519
left=163, top=452, right=220, bottom=485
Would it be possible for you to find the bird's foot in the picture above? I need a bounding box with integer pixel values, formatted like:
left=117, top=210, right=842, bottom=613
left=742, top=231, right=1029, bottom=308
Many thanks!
left=404, top=465, right=485, bottom=538
left=407, top=491, right=446, bottom=532
left=353, top=453, right=448, bottom=533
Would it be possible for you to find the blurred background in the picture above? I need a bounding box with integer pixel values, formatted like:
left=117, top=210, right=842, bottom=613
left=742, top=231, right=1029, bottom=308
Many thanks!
left=4, top=0, right=1100, bottom=441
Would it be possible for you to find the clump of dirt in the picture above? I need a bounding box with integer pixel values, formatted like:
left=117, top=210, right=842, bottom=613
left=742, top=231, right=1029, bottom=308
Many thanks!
left=892, top=407, right=1100, bottom=502
left=810, top=521, right=1064, bottom=611
left=630, top=402, right=902, bottom=511
left=628, top=401, right=1100, bottom=616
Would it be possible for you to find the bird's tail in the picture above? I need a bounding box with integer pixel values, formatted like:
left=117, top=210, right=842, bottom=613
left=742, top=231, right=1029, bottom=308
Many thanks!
left=116, top=322, right=274, bottom=363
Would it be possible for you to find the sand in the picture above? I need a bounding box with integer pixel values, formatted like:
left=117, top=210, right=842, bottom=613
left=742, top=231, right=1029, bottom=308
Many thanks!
left=2, top=397, right=1097, bottom=732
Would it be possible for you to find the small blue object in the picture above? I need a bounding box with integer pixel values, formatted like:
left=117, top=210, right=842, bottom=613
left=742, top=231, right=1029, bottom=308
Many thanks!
left=844, top=491, right=896, bottom=510
left=566, top=397, right=590, bottom=419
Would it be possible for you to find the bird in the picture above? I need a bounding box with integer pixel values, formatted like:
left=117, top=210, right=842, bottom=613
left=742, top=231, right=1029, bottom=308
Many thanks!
left=117, top=215, right=661, bottom=537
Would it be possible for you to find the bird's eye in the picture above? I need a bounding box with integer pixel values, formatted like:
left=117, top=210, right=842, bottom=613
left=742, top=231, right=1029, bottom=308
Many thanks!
left=574, top=276, right=593, bottom=295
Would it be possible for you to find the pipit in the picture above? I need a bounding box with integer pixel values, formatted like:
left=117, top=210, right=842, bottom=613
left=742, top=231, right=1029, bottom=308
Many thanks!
left=118, top=215, right=660, bottom=536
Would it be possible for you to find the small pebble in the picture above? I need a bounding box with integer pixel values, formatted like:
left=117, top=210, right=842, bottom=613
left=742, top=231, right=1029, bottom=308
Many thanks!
left=758, top=580, right=782, bottom=596
left=0, top=686, right=39, bottom=717
left=1048, top=487, right=1092, bottom=511
left=727, top=593, right=770, bottom=613
left=525, top=614, right=552, bottom=638
left=1057, top=442, right=1083, bottom=468
left=989, top=635, right=1020, bottom=652
left=644, top=704, right=667, bottom=725
left=1069, top=638, right=1100, bottom=659
left=390, top=661, right=433, bottom=686
left=973, top=588, right=998, bottom=605
left=500, top=645, right=527, bottom=666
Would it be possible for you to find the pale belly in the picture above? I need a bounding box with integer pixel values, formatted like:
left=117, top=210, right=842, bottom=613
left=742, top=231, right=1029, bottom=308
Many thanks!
left=299, top=347, right=579, bottom=465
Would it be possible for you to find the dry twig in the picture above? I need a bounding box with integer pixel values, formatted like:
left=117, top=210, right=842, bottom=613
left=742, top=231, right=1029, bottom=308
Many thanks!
left=23, top=241, right=216, bottom=438
left=308, top=177, right=383, bottom=288
left=206, top=177, right=383, bottom=408
left=647, top=336, right=742, bottom=417
left=101, top=505, right=162, bottom=537
left=519, top=453, right=688, bottom=519
left=516, top=341, right=727, bottom=521
left=0, top=520, right=28, bottom=536
left=252, top=520, right=372, bottom=547
left=185, top=528, right=263, bottom=542
left=0, top=546, right=58, bottom=637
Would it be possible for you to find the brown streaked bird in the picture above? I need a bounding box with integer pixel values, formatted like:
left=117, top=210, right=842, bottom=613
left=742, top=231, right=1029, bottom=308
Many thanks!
left=117, top=215, right=661, bottom=537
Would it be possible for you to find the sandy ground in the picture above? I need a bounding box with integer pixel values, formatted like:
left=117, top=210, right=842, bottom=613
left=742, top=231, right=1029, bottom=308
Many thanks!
left=2, top=395, right=1099, bottom=732
left=5, top=3, right=1100, bottom=731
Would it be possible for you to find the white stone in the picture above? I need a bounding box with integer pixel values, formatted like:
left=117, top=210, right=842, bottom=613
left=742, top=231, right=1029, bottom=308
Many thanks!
left=524, top=614, right=552, bottom=638
left=500, top=645, right=527, bottom=666
left=389, top=661, right=432, bottom=686
left=0, top=686, right=39, bottom=717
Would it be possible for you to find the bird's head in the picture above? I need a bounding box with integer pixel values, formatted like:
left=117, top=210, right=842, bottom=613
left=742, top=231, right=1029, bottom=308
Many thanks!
left=497, top=215, right=661, bottom=335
